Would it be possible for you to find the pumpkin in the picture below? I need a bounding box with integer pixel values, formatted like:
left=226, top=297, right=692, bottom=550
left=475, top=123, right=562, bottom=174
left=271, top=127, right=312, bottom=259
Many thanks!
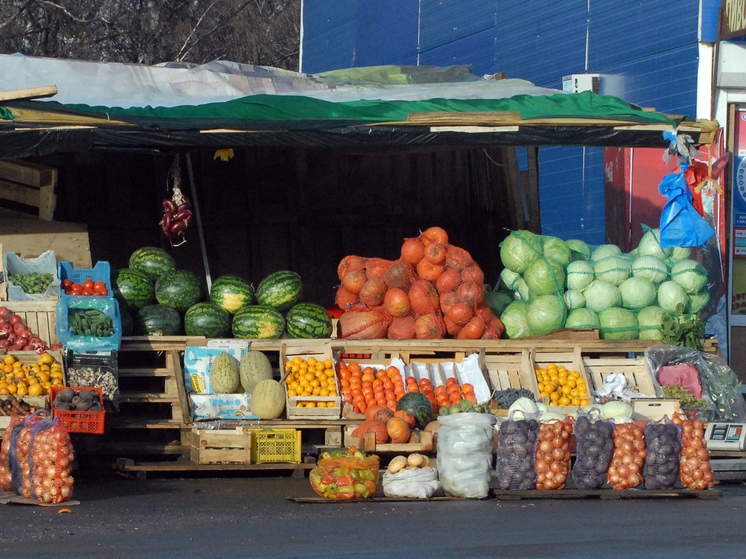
left=424, top=420, right=441, bottom=451
left=355, top=419, right=388, bottom=444
left=337, top=255, right=366, bottom=280
left=359, top=278, right=387, bottom=307
left=435, top=268, right=462, bottom=293
left=408, top=428, right=422, bottom=444
left=239, top=350, right=273, bottom=395
left=421, top=226, right=449, bottom=246
left=445, top=302, right=474, bottom=326
left=386, top=417, right=411, bottom=444
left=409, top=279, right=440, bottom=315
left=210, top=352, right=240, bottom=393
left=365, top=404, right=394, bottom=423
left=383, top=287, right=412, bottom=318
left=384, top=261, right=415, bottom=290
left=396, top=392, right=434, bottom=429
left=387, top=316, right=416, bottom=339
left=394, top=409, right=416, bottom=428
left=457, top=315, right=486, bottom=340
left=339, top=308, right=391, bottom=339
left=400, top=237, right=425, bottom=265
left=455, top=281, right=481, bottom=306
left=424, top=241, right=447, bottom=264
left=250, top=379, right=285, bottom=419
left=415, top=312, right=445, bottom=339
left=342, top=269, right=367, bottom=294
left=416, top=258, right=445, bottom=282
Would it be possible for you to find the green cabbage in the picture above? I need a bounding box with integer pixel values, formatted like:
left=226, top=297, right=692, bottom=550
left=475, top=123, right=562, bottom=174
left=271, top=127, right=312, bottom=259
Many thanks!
left=657, top=280, right=690, bottom=314
left=542, top=236, right=571, bottom=267
left=671, top=259, right=709, bottom=294
left=637, top=225, right=672, bottom=260
left=524, top=257, right=565, bottom=296
left=591, top=244, right=622, bottom=262
left=565, top=308, right=600, bottom=329
left=637, top=305, right=670, bottom=340
left=566, top=239, right=591, bottom=261
left=500, top=300, right=531, bottom=339
left=527, top=294, right=566, bottom=336
left=619, top=277, right=657, bottom=310
left=631, top=255, right=669, bottom=285
left=500, top=268, right=530, bottom=301
left=500, top=230, right=543, bottom=274
left=593, top=256, right=631, bottom=286
left=566, top=260, right=594, bottom=291
left=565, top=289, right=585, bottom=310
left=686, top=290, right=711, bottom=314
left=583, top=280, right=622, bottom=313
left=486, top=289, right=515, bottom=317
left=670, top=246, right=691, bottom=260
left=598, top=307, right=639, bottom=340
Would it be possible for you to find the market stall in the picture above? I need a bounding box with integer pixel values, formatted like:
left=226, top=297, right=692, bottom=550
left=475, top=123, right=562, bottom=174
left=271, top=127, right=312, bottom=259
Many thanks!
left=0, top=55, right=741, bottom=501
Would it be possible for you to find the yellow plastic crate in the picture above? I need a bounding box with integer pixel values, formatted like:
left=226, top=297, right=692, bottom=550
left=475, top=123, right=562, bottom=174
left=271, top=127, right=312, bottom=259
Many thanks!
left=245, top=428, right=302, bottom=464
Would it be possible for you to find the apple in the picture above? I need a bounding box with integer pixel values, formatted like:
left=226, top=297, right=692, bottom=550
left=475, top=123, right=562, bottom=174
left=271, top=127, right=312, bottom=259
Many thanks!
left=0, top=307, right=10, bottom=317
left=9, top=314, right=23, bottom=326
left=13, top=322, right=26, bottom=334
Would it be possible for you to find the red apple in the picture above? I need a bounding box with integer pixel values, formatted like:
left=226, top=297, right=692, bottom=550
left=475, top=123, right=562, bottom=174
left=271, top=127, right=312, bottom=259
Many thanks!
left=0, top=307, right=10, bottom=317
left=13, top=322, right=26, bottom=334
left=8, top=314, right=23, bottom=326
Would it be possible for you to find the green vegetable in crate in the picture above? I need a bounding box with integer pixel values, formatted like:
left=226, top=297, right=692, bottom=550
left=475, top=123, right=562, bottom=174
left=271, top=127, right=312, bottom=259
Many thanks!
left=500, top=300, right=531, bottom=338
left=128, top=246, right=176, bottom=283
left=155, top=269, right=203, bottom=312
left=637, top=306, right=670, bottom=340
left=184, top=302, right=231, bottom=338
left=255, top=270, right=303, bottom=312
left=134, top=304, right=182, bottom=336
left=113, top=268, right=155, bottom=311
left=68, top=309, right=115, bottom=337
left=619, top=276, right=657, bottom=310
left=597, top=307, right=639, bottom=340
left=209, top=275, right=255, bottom=314
left=527, top=294, right=565, bottom=336
left=285, top=302, right=333, bottom=338
left=542, top=236, right=571, bottom=267
left=232, top=305, right=285, bottom=339
left=9, top=272, right=54, bottom=294
left=583, top=280, right=622, bottom=313
left=590, top=244, right=622, bottom=262
left=565, top=308, right=600, bottom=329
left=523, top=258, right=565, bottom=295
left=210, top=352, right=241, bottom=393
left=661, top=384, right=709, bottom=409
left=631, top=255, right=669, bottom=285
left=499, top=230, right=544, bottom=274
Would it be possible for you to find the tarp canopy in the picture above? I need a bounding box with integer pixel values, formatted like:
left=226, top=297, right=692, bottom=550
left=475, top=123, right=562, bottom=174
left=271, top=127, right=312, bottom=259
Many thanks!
left=0, top=54, right=719, bottom=159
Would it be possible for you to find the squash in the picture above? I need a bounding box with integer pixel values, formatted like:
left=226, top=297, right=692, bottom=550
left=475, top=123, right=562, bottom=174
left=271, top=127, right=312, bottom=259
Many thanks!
left=239, top=350, right=273, bottom=394
left=250, top=379, right=285, bottom=419
left=355, top=419, right=388, bottom=444
left=365, top=404, right=394, bottom=423
left=386, top=417, right=411, bottom=444
left=210, top=352, right=240, bottom=393
left=394, top=410, right=416, bottom=428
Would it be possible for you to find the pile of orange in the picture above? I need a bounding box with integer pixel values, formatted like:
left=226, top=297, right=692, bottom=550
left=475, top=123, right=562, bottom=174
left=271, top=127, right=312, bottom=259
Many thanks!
left=0, top=352, right=64, bottom=396
left=284, top=356, right=339, bottom=408
left=337, top=363, right=406, bottom=414
left=535, top=363, right=589, bottom=407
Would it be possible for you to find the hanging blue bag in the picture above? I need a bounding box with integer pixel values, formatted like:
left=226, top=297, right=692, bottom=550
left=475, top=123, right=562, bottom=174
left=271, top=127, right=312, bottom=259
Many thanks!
left=658, top=163, right=715, bottom=248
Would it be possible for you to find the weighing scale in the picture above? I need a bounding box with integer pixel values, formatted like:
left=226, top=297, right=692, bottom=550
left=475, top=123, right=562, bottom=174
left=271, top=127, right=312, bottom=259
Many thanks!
left=704, top=422, right=746, bottom=451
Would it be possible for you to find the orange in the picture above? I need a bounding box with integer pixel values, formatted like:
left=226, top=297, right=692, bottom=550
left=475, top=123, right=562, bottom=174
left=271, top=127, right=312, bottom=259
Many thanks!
left=550, top=392, right=560, bottom=402
left=558, top=396, right=571, bottom=406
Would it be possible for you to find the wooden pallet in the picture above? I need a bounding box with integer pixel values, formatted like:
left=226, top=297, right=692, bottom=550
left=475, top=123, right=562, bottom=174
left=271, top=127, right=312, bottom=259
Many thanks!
left=114, top=457, right=316, bottom=480
left=0, top=159, right=57, bottom=221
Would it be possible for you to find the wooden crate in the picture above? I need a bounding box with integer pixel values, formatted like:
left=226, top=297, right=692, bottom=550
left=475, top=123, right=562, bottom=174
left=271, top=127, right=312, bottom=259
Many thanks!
left=0, top=395, right=49, bottom=430
left=483, top=348, right=540, bottom=397
left=582, top=355, right=657, bottom=397
left=531, top=346, right=594, bottom=404
left=631, top=399, right=681, bottom=421
left=0, top=300, right=59, bottom=346
left=189, top=427, right=253, bottom=464
left=346, top=429, right=434, bottom=453
left=0, top=159, right=57, bottom=221
left=280, top=341, right=341, bottom=420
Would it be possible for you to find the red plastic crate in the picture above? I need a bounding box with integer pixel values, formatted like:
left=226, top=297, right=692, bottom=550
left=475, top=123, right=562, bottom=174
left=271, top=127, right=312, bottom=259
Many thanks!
left=50, top=386, right=105, bottom=435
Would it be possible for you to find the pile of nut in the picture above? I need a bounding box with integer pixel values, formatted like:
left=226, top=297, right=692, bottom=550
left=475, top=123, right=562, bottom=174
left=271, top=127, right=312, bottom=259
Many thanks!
left=66, top=366, right=118, bottom=401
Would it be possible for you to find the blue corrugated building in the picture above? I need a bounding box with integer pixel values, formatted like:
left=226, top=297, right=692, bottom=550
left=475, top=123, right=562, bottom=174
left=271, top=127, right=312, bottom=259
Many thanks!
left=300, top=0, right=722, bottom=243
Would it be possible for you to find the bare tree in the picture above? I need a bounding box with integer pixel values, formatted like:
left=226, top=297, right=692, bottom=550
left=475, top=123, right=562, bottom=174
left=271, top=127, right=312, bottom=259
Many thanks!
left=0, top=0, right=301, bottom=69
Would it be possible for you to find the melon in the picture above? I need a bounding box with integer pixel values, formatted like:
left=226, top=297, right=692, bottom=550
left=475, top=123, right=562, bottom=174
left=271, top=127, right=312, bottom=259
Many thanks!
left=239, top=350, right=274, bottom=394
left=210, top=352, right=240, bottom=393
left=250, top=379, right=285, bottom=419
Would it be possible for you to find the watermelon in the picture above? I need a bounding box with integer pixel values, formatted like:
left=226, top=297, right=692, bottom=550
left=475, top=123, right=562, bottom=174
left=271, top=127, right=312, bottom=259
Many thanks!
left=129, top=247, right=176, bottom=283
left=210, top=275, right=255, bottom=314
left=113, top=268, right=155, bottom=312
left=286, top=302, right=333, bottom=338
left=256, top=270, right=303, bottom=312
left=134, top=304, right=182, bottom=336
left=396, top=392, right=434, bottom=429
left=184, top=302, right=231, bottom=338
left=232, top=305, right=285, bottom=339
left=155, top=269, right=203, bottom=312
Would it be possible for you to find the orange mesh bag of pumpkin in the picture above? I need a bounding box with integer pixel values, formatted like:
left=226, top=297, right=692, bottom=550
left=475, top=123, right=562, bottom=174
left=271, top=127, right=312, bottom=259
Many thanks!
left=309, top=449, right=380, bottom=499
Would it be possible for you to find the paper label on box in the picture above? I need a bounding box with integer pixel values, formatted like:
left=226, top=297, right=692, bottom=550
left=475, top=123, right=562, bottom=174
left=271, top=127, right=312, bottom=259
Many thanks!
left=206, top=339, right=250, bottom=351
left=189, top=393, right=257, bottom=419
left=184, top=345, right=249, bottom=393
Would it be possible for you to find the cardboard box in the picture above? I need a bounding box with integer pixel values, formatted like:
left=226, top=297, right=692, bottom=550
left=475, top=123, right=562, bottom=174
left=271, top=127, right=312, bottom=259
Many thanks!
left=184, top=339, right=249, bottom=393
left=189, top=393, right=257, bottom=419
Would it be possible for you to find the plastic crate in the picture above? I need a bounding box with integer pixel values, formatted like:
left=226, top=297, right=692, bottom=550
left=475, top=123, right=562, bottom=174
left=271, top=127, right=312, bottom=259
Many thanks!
left=245, top=428, right=301, bottom=464
left=50, top=386, right=105, bottom=434
left=58, top=261, right=112, bottom=296
left=65, top=349, right=119, bottom=405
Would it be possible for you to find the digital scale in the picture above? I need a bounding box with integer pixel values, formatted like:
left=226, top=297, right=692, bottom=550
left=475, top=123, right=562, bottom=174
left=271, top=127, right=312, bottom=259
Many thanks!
left=704, top=423, right=746, bottom=451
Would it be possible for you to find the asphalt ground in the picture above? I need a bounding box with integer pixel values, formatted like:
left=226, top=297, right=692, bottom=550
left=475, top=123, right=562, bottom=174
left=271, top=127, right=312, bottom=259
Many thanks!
left=1, top=467, right=745, bottom=559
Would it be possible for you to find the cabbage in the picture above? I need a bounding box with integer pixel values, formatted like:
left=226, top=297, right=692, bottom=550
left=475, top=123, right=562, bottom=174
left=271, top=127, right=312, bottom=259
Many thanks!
left=637, top=305, right=670, bottom=340
left=524, top=257, right=565, bottom=295
left=500, top=268, right=530, bottom=301
left=583, top=279, right=622, bottom=312
left=527, top=294, right=566, bottom=335
left=542, top=236, right=571, bottom=267
left=565, top=290, right=585, bottom=310
left=631, top=255, right=669, bottom=285
left=601, top=401, right=633, bottom=419
left=500, top=230, right=543, bottom=273
left=657, top=280, right=690, bottom=314
left=500, top=300, right=531, bottom=338
left=591, top=244, right=622, bottom=262
left=619, top=276, right=657, bottom=310
left=671, top=259, right=709, bottom=294
left=565, top=308, right=600, bottom=329
left=508, top=397, right=539, bottom=420
left=486, top=289, right=515, bottom=317
left=593, top=256, right=631, bottom=286
left=566, top=239, right=591, bottom=261
left=686, top=290, right=711, bottom=314
left=637, top=225, right=672, bottom=260
left=566, top=260, right=594, bottom=291
left=597, top=307, right=639, bottom=340
left=670, top=246, right=691, bottom=260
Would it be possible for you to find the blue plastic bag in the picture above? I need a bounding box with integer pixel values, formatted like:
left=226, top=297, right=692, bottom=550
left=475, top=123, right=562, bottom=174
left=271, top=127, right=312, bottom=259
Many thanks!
left=55, top=296, right=122, bottom=351
left=658, top=165, right=715, bottom=248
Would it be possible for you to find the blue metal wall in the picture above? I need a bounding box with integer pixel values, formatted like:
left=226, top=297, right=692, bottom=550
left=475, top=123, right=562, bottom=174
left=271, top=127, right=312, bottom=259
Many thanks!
left=301, top=0, right=715, bottom=243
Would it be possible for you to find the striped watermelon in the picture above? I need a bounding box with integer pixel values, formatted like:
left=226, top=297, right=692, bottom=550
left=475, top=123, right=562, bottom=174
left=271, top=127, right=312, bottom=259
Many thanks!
left=184, top=302, right=231, bottom=338
left=129, top=247, right=176, bottom=283
left=286, top=303, right=333, bottom=338
left=113, top=268, right=155, bottom=312
left=155, top=269, right=203, bottom=312
left=232, top=305, right=285, bottom=339
left=210, top=275, right=255, bottom=314
left=135, top=304, right=182, bottom=336
left=256, top=270, right=303, bottom=312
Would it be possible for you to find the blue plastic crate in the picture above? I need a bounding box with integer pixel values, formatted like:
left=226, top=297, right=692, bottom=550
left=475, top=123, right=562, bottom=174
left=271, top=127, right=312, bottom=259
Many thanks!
left=58, top=261, right=112, bottom=296
left=55, top=295, right=122, bottom=351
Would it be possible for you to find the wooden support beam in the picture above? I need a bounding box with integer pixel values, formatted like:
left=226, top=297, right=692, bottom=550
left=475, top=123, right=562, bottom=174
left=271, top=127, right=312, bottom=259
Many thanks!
left=0, top=85, right=58, bottom=102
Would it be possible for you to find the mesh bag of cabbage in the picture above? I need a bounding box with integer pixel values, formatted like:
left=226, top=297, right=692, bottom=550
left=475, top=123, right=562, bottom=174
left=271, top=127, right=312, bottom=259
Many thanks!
left=571, top=408, right=614, bottom=490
